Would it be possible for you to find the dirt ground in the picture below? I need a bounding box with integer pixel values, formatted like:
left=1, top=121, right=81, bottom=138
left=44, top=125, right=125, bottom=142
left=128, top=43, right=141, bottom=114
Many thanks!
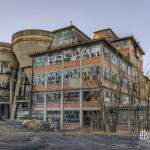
left=0, top=131, right=148, bottom=150
left=0, top=121, right=149, bottom=150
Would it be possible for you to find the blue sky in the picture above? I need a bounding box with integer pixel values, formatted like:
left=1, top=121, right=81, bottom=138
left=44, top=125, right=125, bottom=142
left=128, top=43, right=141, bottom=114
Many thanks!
left=0, top=0, right=149, bottom=72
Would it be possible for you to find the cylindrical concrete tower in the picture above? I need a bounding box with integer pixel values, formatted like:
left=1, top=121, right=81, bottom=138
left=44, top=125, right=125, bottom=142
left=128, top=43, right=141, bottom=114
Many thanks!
left=0, top=42, right=18, bottom=119
left=12, top=29, right=53, bottom=83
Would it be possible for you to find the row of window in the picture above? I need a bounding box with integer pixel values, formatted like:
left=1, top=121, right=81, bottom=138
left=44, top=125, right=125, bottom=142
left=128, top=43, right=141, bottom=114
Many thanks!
left=32, top=89, right=130, bottom=106
left=32, top=110, right=80, bottom=123
left=33, top=43, right=132, bottom=74
left=51, top=30, right=76, bottom=47
left=33, top=66, right=132, bottom=88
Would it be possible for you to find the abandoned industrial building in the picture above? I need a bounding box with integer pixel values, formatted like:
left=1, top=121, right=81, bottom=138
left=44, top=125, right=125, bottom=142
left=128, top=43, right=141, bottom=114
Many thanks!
left=0, top=25, right=149, bottom=132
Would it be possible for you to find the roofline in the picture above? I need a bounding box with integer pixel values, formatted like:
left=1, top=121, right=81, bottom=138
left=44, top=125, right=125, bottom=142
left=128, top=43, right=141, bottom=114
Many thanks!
left=52, top=25, right=91, bottom=41
left=0, top=42, right=12, bottom=48
left=12, top=29, right=53, bottom=40
left=30, top=37, right=133, bottom=66
left=112, top=36, right=145, bottom=55
left=94, top=28, right=119, bottom=39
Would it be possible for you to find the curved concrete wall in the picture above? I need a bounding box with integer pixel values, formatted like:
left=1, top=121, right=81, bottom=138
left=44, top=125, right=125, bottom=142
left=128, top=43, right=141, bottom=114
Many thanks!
left=12, top=29, right=53, bottom=83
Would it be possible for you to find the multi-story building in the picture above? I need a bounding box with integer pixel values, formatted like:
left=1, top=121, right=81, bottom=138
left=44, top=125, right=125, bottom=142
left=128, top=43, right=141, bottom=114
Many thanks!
left=31, top=25, right=149, bottom=131
left=0, top=25, right=149, bottom=132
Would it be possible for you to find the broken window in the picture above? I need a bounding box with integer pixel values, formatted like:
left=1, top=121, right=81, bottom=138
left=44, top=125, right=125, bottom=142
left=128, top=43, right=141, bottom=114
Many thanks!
left=116, top=40, right=129, bottom=49
left=34, top=110, right=44, bottom=120
left=111, top=71, right=119, bottom=83
left=64, top=48, right=80, bottom=62
left=64, top=110, right=80, bottom=123
left=117, top=110, right=128, bottom=125
left=82, top=89, right=99, bottom=101
left=32, top=93, right=44, bottom=104
left=52, top=30, right=77, bottom=47
left=52, top=32, right=63, bottom=45
left=33, top=73, right=46, bottom=86
left=48, top=52, right=62, bottom=65
left=34, top=55, right=46, bottom=67
left=63, top=69, right=80, bottom=84
left=0, top=61, right=10, bottom=73
left=128, top=65, right=132, bottom=75
left=82, top=66, right=100, bottom=81
left=82, top=44, right=102, bottom=59
left=103, top=45, right=110, bottom=59
left=64, top=90, right=80, bottom=102
left=121, top=60, right=128, bottom=72
left=103, top=88, right=111, bottom=102
left=47, top=92, right=61, bottom=103
left=110, top=51, right=119, bottom=66
left=103, top=67, right=111, bottom=81
left=47, top=71, right=62, bottom=84
left=47, top=110, right=60, bottom=124
left=0, top=80, right=9, bottom=88
left=63, top=30, right=73, bottom=40
left=122, top=94, right=129, bottom=106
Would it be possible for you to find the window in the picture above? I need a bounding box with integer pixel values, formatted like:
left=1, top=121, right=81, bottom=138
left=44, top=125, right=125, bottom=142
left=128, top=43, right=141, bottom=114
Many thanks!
left=103, top=45, right=110, bottom=59
left=122, top=94, right=129, bottom=106
left=48, top=52, right=62, bottom=65
left=103, top=67, right=111, bottom=81
left=128, top=65, right=132, bottom=75
left=64, top=48, right=80, bottom=62
left=110, top=51, right=119, bottom=66
left=47, top=92, right=61, bottom=103
left=32, top=93, right=45, bottom=104
left=82, top=89, right=99, bottom=101
left=34, top=110, right=44, bottom=120
left=82, top=66, right=100, bottom=81
left=0, top=95, right=9, bottom=102
left=111, top=71, right=119, bottom=83
left=63, top=30, right=73, bottom=40
left=33, top=73, right=46, bottom=86
left=52, top=30, right=77, bottom=47
left=63, top=69, right=80, bottom=84
left=116, top=40, right=129, bottom=49
left=121, top=60, right=128, bottom=72
left=0, top=80, right=9, bottom=88
left=52, top=32, right=62, bottom=45
left=64, top=90, right=80, bottom=102
left=103, top=88, right=111, bottom=102
left=47, top=71, right=62, bottom=84
left=0, top=61, right=10, bottom=73
left=64, top=110, right=80, bottom=123
left=47, top=111, right=60, bottom=123
left=82, top=44, right=102, bottom=59
left=34, top=56, right=46, bottom=67
left=117, top=110, right=128, bottom=125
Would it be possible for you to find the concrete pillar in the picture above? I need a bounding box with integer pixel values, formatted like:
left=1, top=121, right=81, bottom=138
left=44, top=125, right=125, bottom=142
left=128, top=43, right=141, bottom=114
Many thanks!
left=79, top=48, right=83, bottom=128
left=60, top=52, right=64, bottom=130
left=60, top=91, right=64, bottom=130
left=43, top=54, right=48, bottom=122
left=43, top=93, right=47, bottom=122
left=9, top=79, right=13, bottom=112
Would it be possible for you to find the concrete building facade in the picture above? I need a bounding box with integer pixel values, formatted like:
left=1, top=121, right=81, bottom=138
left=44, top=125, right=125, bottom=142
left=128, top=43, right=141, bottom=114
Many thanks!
left=0, top=25, right=149, bottom=132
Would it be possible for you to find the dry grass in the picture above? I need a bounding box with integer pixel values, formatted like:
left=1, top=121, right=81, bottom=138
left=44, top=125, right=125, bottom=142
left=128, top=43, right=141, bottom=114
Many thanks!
left=63, top=128, right=138, bottom=137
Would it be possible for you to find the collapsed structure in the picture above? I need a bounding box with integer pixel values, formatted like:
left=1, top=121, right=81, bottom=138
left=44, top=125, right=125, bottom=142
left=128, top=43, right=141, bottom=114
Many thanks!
left=0, top=25, right=149, bottom=131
